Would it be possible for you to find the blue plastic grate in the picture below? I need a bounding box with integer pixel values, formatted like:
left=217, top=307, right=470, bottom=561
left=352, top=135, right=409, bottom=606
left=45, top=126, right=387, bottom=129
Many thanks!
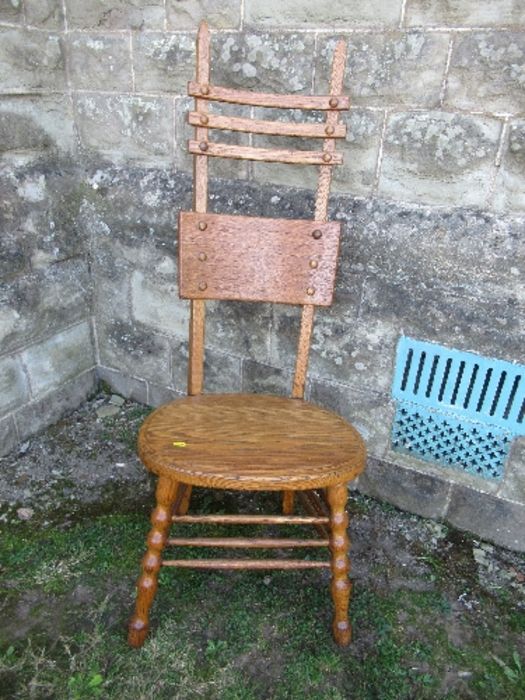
left=391, top=337, right=525, bottom=480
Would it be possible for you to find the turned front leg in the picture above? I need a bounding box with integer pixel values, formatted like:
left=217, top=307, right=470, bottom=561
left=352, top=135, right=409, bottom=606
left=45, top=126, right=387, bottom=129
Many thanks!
left=327, top=482, right=351, bottom=646
left=128, top=476, right=179, bottom=648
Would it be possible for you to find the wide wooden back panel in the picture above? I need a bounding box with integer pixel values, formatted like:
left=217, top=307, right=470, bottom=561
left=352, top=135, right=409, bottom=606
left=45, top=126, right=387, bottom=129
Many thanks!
left=179, top=212, right=341, bottom=307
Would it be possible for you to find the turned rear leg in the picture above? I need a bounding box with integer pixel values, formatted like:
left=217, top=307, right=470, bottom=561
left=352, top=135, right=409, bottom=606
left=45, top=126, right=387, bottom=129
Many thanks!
left=327, top=482, right=351, bottom=646
left=128, top=476, right=179, bottom=648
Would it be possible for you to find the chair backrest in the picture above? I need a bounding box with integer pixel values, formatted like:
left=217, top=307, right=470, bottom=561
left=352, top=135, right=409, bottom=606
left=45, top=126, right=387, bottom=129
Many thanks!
left=180, top=21, right=348, bottom=400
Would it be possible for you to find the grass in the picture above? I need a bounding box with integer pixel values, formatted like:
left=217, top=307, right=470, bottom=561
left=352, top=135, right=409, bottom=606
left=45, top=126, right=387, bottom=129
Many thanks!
left=1, top=499, right=524, bottom=700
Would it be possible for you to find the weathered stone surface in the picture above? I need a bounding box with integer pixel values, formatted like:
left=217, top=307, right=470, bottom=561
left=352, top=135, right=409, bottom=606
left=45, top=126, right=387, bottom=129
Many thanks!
left=133, top=33, right=194, bottom=94
left=148, top=382, right=181, bottom=407
left=206, top=300, right=273, bottom=363
left=493, top=121, right=525, bottom=213
left=245, top=0, right=402, bottom=28
left=0, top=356, right=29, bottom=413
left=172, top=340, right=242, bottom=393
left=447, top=485, right=525, bottom=551
left=25, top=0, right=64, bottom=29
left=97, top=318, right=171, bottom=385
left=0, top=28, right=65, bottom=92
left=241, top=359, right=292, bottom=396
left=0, top=414, right=17, bottom=457
left=0, top=97, right=76, bottom=159
left=15, top=369, right=96, bottom=442
left=22, top=322, right=95, bottom=397
left=131, top=270, right=189, bottom=338
left=406, top=1, right=525, bottom=28
left=66, top=34, right=131, bottom=91
left=0, top=0, right=22, bottom=22
left=446, top=32, right=525, bottom=114
left=97, top=366, right=148, bottom=404
left=166, top=0, right=239, bottom=30
left=309, top=380, right=394, bottom=457
left=360, top=276, right=525, bottom=366
left=379, top=111, right=501, bottom=207
left=0, top=259, right=92, bottom=354
left=211, top=33, right=315, bottom=93
left=75, top=95, right=173, bottom=164
left=499, top=437, right=525, bottom=503
left=316, top=33, right=449, bottom=107
left=337, top=196, right=524, bottom=303
left=358, top=456, right=452, bottom=520
left=66, top=0, right=165, bottom=29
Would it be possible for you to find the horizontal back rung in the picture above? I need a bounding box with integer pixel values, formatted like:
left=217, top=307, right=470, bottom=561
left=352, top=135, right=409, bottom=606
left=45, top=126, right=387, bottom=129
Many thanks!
left=162, top=558, right=331, bottom=570
left=188, top=111, right=347, bottom=138
left=188, top=81, right=350, bottom=110
left=167, top=537, right=330, bottom=548
left=188, top=140, right=343, bottom=165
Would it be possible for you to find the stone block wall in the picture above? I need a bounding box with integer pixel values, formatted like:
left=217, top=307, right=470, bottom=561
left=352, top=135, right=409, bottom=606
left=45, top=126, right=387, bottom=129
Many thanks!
left=0, top=1, right=524, bottom=549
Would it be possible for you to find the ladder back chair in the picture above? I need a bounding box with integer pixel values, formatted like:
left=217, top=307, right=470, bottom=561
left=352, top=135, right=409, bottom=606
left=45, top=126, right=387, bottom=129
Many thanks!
left=128, top=21, right=366, bottom=648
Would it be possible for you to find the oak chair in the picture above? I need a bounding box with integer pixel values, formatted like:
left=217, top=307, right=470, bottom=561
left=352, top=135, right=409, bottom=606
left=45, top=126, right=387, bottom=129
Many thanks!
left=128, top=21, right=366, bottom=649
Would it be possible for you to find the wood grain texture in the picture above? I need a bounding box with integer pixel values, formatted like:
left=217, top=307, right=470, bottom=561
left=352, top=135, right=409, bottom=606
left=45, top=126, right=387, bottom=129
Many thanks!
left=188, top=111, right=347, bottom=138
left=166, top=537, right=329, bottom=548
left=138, top=394, right=366, bottom=491
left=187, top=81, right=350, bottom=110
left=162, top=559, right=330, bottom=570
left=327, top=482, right=352, bottom=646
left=128, top=476, right=179, bottom=648
left=179, top=212, right=340, bottom=307
left=171, top=514, right=330, bottom=525
left=292, top=304, right=315, bottom=397
left=188, top=140, right=343, bottom=165
left=282, top=490, right=295, bottom=515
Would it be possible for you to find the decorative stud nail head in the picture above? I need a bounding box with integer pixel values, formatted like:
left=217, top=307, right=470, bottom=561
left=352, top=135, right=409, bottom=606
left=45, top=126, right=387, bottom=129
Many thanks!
left=198, top=281, right=207, bottom=291
left=329, top=97, right=339, bottom=108
left=306, top=287, right=315, bottom=296
left=322, top=152, right=332, bottom=163
left=198, top=252, right=207, bottom=262
left=312, top=229, right=322, bottom=240
left=325, top=125, right=335, bottom=136
left=309, top=259, right=318, bottom=269
left=201, top=84, right=210, bottom=95
left=200, top=114, right=209, bottom=125
left=199, top=141, right=208, bottom=151
left=198, top=221, right=207, bottom=231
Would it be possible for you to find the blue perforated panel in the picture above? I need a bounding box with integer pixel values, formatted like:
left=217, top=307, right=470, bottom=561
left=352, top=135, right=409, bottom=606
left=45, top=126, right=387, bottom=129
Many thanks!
left=391, top=337, right=524, bottom=480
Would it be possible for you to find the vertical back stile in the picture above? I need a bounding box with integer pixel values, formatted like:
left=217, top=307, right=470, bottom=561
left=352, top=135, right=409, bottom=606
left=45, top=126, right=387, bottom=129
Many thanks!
left=292, top=39, right=348, bottom=399
left=188, top=21, right=210, bottom=396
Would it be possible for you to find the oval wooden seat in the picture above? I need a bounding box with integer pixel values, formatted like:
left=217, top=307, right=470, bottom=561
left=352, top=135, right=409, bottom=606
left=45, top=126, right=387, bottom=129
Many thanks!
left=138, top=394, right=366, bottom=491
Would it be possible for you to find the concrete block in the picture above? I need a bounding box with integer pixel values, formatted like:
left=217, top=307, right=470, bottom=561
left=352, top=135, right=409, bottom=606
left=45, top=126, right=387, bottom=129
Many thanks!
left=172, top=339, right=242, bottom=394
left=0, top=96, right=76, bottom=158
left=316, top=33, right=449, bottom=108
left=0, top=0, right=22, bottom=23
left=206, top=300, right=273, bottom=364
left=148, top=382, right=182, bottom=407
left=22, top=321, right=95, bottom=397
left=379, top=111, right=500, bottom=207
left=357, top=456, right=452, bottom=520
left=75, top=94, right=173, bottom=165
left=0, top=414, right=18, bottom=457
left=96, top=365, right=148, bottom=404
left=25, top=0, right=64, bottom=29
left=493, top=120, right=525, bottom=214
left=309, top=380, right=394, bottom=458
left=166, top=0, right=239, bottom=30
left=97, top=318, right=171, bottom=385
left=0, top=28, right=65, bottom=92
left=133, top=33, right=194, bottom=94
left=406, top=0, right=525, bottom=28
left=245, top=0, right=403, bottom=28
left=131, top=270, right=189, bottom=338
left=66, top=34, right=131, bottom=91
left=66, top=0, right=165, bottom=30
left=242, top=359, right=292, bottom=396
left=211, top=32, right=315, bottom=94
left=446, top=32, right=525, bottom=114
left=15, top=369, right=96, bottom=442
left=447, top=485, right=525, bottom=551
left=360, top=276, right=525, bottom=366
left=498, top=437, right=525, bottom=504
left=0, top=355, right=29, bottom=413
left=0, top=258, right=92, bottom=355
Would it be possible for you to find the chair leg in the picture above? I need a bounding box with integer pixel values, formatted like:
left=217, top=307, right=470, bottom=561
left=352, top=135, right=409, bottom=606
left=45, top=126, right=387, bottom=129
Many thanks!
left=128, top=476, right=179, bottom=648
left=175, top=484, right=193, bottom=515
left=282, top=490, right=295, bottom=515
left=327, top=482, right=351, bottom=646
